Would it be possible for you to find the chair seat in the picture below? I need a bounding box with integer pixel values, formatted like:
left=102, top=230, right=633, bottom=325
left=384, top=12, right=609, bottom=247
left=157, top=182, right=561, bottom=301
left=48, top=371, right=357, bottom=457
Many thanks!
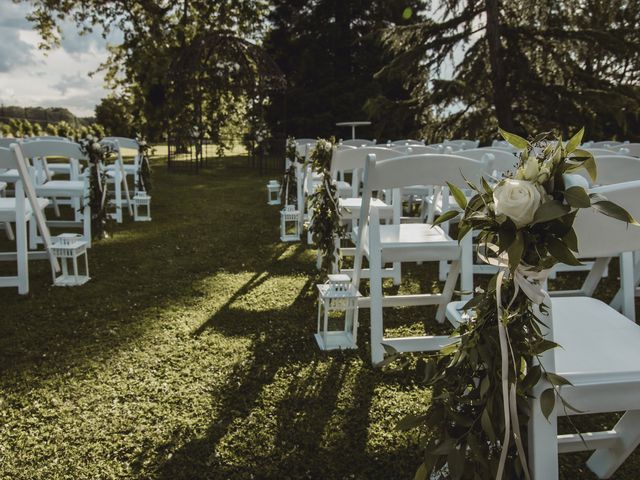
left=106, top=164, right=137, bottom=173
left=36, top=180, right=86, bottom=197
left=363, top=223, right=459, bottom=263
left=551, top=297, right=640, bottom=385
left=0, top=169, right=19, bottom=182
left=339, top=197, right=392, bottom=220
left=0, top=197, right=49, bottom=222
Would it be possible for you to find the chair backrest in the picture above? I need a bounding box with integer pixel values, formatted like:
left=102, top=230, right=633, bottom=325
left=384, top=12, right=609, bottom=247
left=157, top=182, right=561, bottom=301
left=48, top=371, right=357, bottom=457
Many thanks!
left=24, top=136, right=71, bottom=142
left=18, top=140, right=89, bottom=162
left=585, top=147, right=620, bottom=157
left=444, top=139, right=479, bottom=150
left=456, top=148, right=519, bottom=173
left=295, top=141, right=316, bottom=159
left=389, top=139, right=424, bottom=146
left=335, top=144, right=356, bottom=152
left=0, top=138, right=17, bottom=148
left=341, top=139, right=376, bottom=147
left=1, top=146, right=58, bottom=270
left=362, top=153, right=486, bottom=192
left=330, top=146, right=400, bottom=179
left=391, top=145, right=440, bottom=154
left=590, top=155, right=640, bottom=185
left=615, top=143, right=640, bottom=157
left=573, top=180, right=640, bottom=258
left=590, top=140, right=622, bottom=148
left=101, top=136, right=140, bottom=151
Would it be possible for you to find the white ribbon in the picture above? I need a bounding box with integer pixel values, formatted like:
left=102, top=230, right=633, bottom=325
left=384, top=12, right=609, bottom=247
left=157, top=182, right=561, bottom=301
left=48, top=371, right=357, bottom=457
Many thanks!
left=478, top=244, right=550, bottom=480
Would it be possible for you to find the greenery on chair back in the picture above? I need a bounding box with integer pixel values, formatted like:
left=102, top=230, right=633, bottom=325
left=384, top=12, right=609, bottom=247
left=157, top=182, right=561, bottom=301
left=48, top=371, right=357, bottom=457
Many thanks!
left=79, top=135, right=113, bottom=240
left=281, top=137, right=299, bottom=205
left=308, top=138, right=345, bottom=273
left=136, top=138, right=153, bottom=194
left=393, top=128, right=638, bottom=479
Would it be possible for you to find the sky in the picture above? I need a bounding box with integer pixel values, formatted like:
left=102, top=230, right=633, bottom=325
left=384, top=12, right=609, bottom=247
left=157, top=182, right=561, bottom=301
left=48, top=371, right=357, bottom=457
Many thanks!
left=0, top=2, right=120, bottom=118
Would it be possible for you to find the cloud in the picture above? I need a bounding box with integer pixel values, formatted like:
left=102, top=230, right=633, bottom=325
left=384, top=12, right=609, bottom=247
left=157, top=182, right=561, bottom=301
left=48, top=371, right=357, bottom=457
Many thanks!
left=0, top=2, right=115, bottom=117
left=51, top=74, right=93, bottom=95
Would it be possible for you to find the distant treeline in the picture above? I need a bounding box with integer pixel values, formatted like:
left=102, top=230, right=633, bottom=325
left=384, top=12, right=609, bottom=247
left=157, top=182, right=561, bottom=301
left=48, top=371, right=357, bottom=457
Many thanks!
left=0, top=106, right=105, bottom=139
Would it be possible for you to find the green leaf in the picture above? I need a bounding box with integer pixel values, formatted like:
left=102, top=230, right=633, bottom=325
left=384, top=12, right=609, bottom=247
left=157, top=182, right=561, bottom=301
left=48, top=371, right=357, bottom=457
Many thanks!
left=480, top=176, right=493, bottom=195
left=448, top=448, right=466, bottom=480
left=540, top=388, right=556, bottom=420
left=414, top=463, right=428, bottom=480
left=480, top=408, right=496, bottom=442
left=547, top=236, right=582, bottom=266
left=545, top=372, right=572, bottom=387
left=584, top=155, right=597, bottom=182
left=479, top=376, right=491, bottom=398
left=396, top=413, right=425, bottom=431
left=507, top=231, right=524, bottom=272
left=521, top=365, right=542, bottom=391
left=562, top=228, right=578, bottom=252
left=499, top=127, right=529, bottom=150
left=592, top=200, right=640, bottom=225
left=447, top=181, right=467, bottom=210
left=565, top=127, right=584, bottom=154
left=533, top=200, right=571, bottom=224
left=432, top=209, right=460, bottom=227
left=564, top=186, right=591, bottom=208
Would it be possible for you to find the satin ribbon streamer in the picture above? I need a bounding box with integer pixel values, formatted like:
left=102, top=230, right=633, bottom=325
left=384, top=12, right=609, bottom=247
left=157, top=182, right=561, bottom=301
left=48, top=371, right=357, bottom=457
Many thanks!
left=478, top=244, right=550, bottom=480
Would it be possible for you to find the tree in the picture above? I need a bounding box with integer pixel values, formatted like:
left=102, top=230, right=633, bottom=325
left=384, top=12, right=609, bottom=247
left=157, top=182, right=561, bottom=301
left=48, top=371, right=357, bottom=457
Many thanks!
left=23, top=0, right=284, bottom=148
left=264, top=0, right=426, bottom=142
left=379, top=0, right=640, bottom=142
left=95, top=95, right=136, bottom=137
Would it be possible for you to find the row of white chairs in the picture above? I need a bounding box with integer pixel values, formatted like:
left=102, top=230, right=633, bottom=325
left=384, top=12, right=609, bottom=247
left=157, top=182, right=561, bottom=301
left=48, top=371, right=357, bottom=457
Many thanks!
left=0, top=136, right=149, bottom=294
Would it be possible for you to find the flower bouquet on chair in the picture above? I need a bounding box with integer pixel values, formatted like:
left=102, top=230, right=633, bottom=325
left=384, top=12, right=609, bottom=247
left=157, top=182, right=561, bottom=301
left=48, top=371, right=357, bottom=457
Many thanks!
left=399, top=128, right=637, bottom=479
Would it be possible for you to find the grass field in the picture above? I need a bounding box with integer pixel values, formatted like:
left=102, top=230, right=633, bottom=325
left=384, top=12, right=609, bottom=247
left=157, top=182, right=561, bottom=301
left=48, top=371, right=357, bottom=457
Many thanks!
left=0, top=155, right=638, bottom=479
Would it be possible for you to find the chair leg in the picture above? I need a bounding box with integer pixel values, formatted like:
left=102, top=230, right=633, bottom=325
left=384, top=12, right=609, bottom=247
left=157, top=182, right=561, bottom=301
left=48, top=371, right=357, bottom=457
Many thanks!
left=16, top=216, right=29, bottom=295
left=83, top=203, right=92, bottom=248
left=586, top=410, right=640, bottom=479
left=460, top=232, right=473, bottom=301
left=619, top=252, right=636, bottom=321
left=392, top=261, right=401, bottom=285
left=528, top=389, right=559, bottom=480
left=369, top=251, right=385, bottom=366
left=436, top=260, right=460, bottom=323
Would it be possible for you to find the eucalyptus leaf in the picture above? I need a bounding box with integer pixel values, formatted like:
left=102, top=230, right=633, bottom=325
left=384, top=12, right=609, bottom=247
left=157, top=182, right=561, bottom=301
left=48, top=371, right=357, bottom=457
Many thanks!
left=499, top=127, right=529, bottom=150
left=564, top=186, right=591, bottom=208
left=547, top=236, right=582, bottom=266
left=565, top=127, right=584, bottom=154
left=447, top=181, right=468, bottom=210
left=592, top=200, right=640, bottom=225
left=533, top=200, right=571, bottom=224
left=396, top=413, right=426, bottom=431
left=432, top=209, right=460, bottom=227
left=507, top=231, right=524, bottom=272
left=540, top=388, right=556, bottom=419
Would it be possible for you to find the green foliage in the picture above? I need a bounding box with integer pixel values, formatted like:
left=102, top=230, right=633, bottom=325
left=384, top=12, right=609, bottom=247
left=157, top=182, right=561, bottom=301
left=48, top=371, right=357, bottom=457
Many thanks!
left=136, top=138, right=153, bottom=194
left=380, top=0, right=640, bottom=142
left=418, top=128, right=638, bottom=478
left=308, top=138, right=345, bottom=273
left=78, top=135, right=114, bottom=239
left=264, top=0, right=427, bottom=141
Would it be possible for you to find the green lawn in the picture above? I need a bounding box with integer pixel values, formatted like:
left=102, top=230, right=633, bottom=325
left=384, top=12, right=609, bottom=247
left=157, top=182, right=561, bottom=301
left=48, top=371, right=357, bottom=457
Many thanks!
left=0, top=156, right=638, bottom=479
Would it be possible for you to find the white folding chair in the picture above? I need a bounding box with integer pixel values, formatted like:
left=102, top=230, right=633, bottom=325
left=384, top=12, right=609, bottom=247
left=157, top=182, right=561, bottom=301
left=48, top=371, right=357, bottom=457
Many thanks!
left=0, top=145, right=59, bottom=294
left=353, top=153, right=485, bottom=364
left=341, top=139, right=376, bottom=147
left=101, top=137, right=139, bottom=223
left=17, top=140, right=93, bottom=247
left=528, top=192, right=640, bottom=477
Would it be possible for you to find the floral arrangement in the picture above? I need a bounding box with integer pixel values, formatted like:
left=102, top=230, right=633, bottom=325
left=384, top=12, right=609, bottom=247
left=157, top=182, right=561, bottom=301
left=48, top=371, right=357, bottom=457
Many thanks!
left=398, top=128, right=637, bottom=479
left=79, top=135, right=114, bottom=240
left=136, top=137, right=153, bottom=194
left=307, top=137, right=345, bottom=273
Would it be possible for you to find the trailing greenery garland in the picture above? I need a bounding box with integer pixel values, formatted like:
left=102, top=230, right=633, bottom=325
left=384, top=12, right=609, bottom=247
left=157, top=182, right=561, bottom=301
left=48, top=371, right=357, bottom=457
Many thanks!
left=392, top=128, right=638, bottom=479
left=308, top=137, right=345, bottom=273
left=282, top=137, right=299, bottom=205
left=136, top=137, right=153, bottom=194
left=79, top=135, right=113, bottom=240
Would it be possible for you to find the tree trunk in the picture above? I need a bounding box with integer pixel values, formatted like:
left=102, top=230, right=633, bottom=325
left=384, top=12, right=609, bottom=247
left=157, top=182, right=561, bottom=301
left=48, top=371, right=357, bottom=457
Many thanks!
left=485, top=0, right=515, bottom=132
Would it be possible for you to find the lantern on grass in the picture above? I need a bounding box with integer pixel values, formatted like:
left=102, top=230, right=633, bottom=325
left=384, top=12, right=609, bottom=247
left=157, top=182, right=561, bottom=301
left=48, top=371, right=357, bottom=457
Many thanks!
left=267, top=180, right=281, bottom=205
left=133, top=192, right=152, bottom=221
left=315, top=274, right=361, bottom=350
left=280, top=204, right=301, bottom=242
left=50, top=233, right=90, bottom=286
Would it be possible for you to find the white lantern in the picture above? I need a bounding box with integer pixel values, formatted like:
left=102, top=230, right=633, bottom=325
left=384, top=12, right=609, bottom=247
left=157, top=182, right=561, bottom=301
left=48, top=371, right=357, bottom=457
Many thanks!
left=315, top=274, right=360, bottom=350
left=50, top=233, right=90, bottom=286
left=280, top=204, right=300, bottom=242
left=267, top=180, right=281, bottom=205
left=133, top=193, right=152, bottom=221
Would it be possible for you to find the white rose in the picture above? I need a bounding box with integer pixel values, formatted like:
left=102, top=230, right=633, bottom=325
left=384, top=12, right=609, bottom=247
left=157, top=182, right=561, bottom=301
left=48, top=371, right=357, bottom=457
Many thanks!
left=493, top=179, right=541, bottom=228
